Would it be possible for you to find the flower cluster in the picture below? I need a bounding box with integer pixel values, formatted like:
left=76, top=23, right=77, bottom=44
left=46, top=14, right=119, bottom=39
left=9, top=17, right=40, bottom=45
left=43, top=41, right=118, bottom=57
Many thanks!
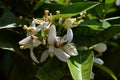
left=19, top=10, right=79, bottom=63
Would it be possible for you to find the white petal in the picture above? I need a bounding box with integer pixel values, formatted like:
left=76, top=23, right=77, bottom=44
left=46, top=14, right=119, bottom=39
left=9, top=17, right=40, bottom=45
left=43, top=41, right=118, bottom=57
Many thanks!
left=36, top=21, right=49, bottom=31
left=32, top=38, right=41, bottom=47
left=54, top=48, right=70, bottom=62
left=66, top=28, right=73, bottom=43
left=64, top=44, right=78, bottom=56
left=19, top=36, right=31, bottom=45
left=94, top=57, right=104, bottom=65
left=40, top=50, right=49, bottom=62
left=48, top=25, right=56, bottom=44
left=116, top=0, right=120, bottom=6
left=48, top=45, right=54, bottom=53
left=30, top=48, right=39, bottom=63
left=31, top=20, right=36, bottom=28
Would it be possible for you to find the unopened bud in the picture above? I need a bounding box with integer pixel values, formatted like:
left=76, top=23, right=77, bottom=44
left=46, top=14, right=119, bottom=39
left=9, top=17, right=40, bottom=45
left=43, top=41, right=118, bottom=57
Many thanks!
left=94, top=43, right=107, bottom=53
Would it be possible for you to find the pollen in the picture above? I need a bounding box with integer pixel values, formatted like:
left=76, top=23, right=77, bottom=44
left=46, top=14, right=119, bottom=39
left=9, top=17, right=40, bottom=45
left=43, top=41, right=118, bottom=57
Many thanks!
left=69, top=45, right=75, bottom=51
left=49, top=52, right=54, bottom=58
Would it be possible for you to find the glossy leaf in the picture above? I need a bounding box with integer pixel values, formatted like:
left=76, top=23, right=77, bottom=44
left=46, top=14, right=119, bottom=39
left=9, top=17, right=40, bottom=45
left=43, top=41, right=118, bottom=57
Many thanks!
left=79, top=19, right=111, bottom=30
left=0, top=29, right=25, bottom=57
left=32, top=0, right=45, bottom=12
left=74, top=25, right=120, bottom=46
left=94, top=63, right=118, bottom=80
left=36, top=58, right=67, bottom=80
left=10, top=56, right=37, bottom=80
left=0, top=9, right=21, bottom=29
left=67, top=50, right=94, bottom=80
left=71, top=0, right=85, bottom=3
left=105, top=0, right=115, bottom=4
left=40, top=2, right=99, bottom=18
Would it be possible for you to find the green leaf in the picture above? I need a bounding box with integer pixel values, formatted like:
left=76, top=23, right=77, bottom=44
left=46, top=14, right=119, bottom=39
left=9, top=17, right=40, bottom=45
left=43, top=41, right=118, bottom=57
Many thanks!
left=70, top=0, right=85, bottom=3
left=32, top=0, right=45, bottom=12
left=67, top=50, right=94, bottom=80
left=104, top=17, right=120, bottom=25
left=36, top=58, right=67, bottom=80
left=79, top=19, right=111, bottom=30
left=74, top=25, right=120, bottom=46
left=10, top=56, right=37, bottom=80
left=105, top=0, right=115, bottom=4
left=94, top=63, right=118, bottom=80
left=0, top=29, right=25, bottom=58
left=0, top=9, right=21, bottom=29
left=40, top=2, right=99, bottom=18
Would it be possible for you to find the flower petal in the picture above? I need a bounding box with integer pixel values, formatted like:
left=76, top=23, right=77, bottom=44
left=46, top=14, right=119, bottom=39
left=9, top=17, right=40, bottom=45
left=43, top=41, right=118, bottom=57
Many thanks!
left=19, top=36, right=32, bottom=49
left=48, top=45, right=54, bottom=53
left=30, top=20, right=36, bottom=28
left=19, top=36, right=31, bottom=45
left=32, top=38, right=41, bottom=47
left=66, top=28, right=73, bottom=43
left=64, top=44, right=78, bottom=56
left=48, top=25, right=56, bottom=44
left=30, top=48, right=39, bottom=63
left=94, top=57, right=104, bottom=65
left=90, top=72, right=95, bottom=79
left=36, top=21, right=49, bottom=31
left=54, top=48, right=70, bottom=62
left=40, top=50, right=49, bottom=62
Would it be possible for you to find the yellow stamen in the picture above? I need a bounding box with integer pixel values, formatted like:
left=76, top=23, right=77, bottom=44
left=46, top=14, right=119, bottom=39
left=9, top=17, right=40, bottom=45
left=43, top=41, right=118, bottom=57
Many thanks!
left=70, top=45, right=75, bottom=51
left=80, top=11, right=87, bottom=18
left=49, top=52, right=54, bottom=58
left=41, top=39, right=46, bottom=45
left=56, top=10, right=60, bottom=15
left=44, top=10, right=49, bottom=16
left=20, top=46, right=25, bottom=49
left=23, top=25, right=29, bottom=30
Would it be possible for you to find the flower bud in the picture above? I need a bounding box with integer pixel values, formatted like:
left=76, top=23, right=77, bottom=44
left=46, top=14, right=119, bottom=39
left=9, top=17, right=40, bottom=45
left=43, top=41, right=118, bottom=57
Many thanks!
left=94, top=43, right=107, bottom=53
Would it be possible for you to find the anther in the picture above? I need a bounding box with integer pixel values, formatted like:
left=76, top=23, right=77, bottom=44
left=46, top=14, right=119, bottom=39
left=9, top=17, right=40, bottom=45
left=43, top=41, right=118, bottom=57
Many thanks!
left=23, top=25, right=29, bottom=30
left=20, top=46, right=25, bottom=49
left=56, top=10, right=60, bottom=15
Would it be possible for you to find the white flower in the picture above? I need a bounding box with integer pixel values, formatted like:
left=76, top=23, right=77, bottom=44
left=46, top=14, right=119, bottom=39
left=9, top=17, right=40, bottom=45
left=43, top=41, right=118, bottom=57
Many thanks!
left=40, top=25, right=78, bottom=62
left=26, top=20, right=49, bottom=36
left=19, top=19, right=50, bottom=63
left=19, top=35, right=41, bottom=63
